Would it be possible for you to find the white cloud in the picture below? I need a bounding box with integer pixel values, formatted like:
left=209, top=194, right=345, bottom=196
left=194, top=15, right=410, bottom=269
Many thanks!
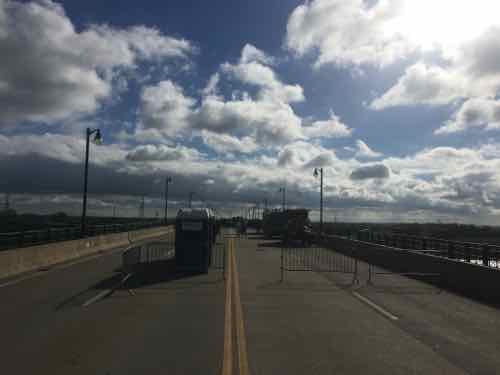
left=0, top=132, right=126, bottom=165
left=354, top=140, right=382, bottom=159
left=125, top=144, right=202, bottom=162
left=370, top=63, right=465, bottom=109
left=0, top=0, right=194, bottom=126
left=435, top=98, right=500, bottom=134
left=277, top=141, right=337, bottom=169
left=138, top=80, right=196, bottom=137
left=137, top=44, right=353, bottom=147
left=286, top=0, right=413, bottom=68
left=302, top=112, right=352, bottom=139
left=200, top=131, right=259, bottom=155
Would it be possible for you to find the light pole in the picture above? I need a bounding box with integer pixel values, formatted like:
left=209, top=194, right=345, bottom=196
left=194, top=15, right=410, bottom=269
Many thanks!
left=279, top=187, right=286, bottom=211
left=189, top=192, right=195, bottom=208
left=314, top=168, right=324, bottom=235
left=164, top=176, right=172, bottom=223
left=81, top=127, right=102, bottom=237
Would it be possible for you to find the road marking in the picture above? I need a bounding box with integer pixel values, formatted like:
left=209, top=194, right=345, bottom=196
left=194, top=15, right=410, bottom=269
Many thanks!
left=82, top=289, right=113, bottom=307
left=222, top=238, right=233, bottom=375
left=82, top=272, right=132, bottom=307
left=232, top=238, right=250, bottom=375
left=352, top=291, right=399, bottom=321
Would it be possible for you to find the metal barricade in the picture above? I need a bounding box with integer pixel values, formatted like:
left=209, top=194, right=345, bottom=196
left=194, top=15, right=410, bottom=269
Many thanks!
left=280, top=245, right=359, bottom=284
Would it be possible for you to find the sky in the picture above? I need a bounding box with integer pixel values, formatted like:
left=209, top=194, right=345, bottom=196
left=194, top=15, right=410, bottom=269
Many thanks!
left=2, top=0, right=500, bottom=223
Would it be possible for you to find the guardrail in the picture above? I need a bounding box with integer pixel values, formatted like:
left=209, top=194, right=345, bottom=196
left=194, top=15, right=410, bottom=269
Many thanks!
left=0, top=221, right=164, bottom=251
left=357, top=230, right=500, bottom=269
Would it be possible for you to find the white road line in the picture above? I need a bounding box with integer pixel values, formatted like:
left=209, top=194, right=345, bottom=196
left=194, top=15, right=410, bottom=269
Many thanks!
left=352, top=291, right=399, bottom=321
left=82, top=289, right=113, bottom=307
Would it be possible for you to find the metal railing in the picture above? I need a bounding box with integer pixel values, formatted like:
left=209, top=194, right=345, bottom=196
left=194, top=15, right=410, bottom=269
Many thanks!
left=0, top=220, right=165, bottom=251
left=358, top=230, right=500, bottom=269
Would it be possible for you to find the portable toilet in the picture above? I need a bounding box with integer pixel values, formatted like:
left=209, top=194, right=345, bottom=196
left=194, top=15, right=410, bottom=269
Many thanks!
left=175, top=208, right=214, bottom=272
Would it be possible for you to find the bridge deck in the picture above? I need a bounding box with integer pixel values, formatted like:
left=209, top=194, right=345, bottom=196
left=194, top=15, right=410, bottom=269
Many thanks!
left=1, top=230, right=499, bottom=374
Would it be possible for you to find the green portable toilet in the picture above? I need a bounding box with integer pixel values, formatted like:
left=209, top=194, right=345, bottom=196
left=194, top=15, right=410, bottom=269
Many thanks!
left=175, top=209, right=214, bottom=273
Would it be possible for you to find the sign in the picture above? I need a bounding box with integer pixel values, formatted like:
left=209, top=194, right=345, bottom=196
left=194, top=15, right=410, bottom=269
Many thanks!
left=182, top=221, right=203, bottom=231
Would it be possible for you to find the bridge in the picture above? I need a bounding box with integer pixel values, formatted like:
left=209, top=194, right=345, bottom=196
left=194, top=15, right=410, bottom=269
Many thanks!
left=1, top=228, right=500, bottom=374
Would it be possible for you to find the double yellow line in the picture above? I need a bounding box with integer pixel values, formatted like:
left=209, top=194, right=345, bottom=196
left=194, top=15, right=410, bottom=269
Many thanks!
left=222, top=237, right=250, bottom=375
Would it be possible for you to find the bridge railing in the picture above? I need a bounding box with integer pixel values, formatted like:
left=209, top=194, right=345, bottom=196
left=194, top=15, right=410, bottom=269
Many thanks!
left=0, top=220, right=165, bottom=251
left=358, top=230, right=500, bottom=269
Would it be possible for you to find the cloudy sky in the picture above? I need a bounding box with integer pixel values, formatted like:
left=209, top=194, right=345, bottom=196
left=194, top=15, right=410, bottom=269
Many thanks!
left=2, top=0, right=500, bottom=223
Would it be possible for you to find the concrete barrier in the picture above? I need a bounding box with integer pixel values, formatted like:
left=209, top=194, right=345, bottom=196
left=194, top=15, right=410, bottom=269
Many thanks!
left=322, top=234, right=500, bottom=304
left=0, top=225, right=173, bottom=280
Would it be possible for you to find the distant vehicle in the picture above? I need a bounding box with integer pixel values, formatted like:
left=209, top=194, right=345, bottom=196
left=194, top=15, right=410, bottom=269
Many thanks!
left=262, top=209, right=313, bottom=245
left=175, top=208, right=217, bottom=273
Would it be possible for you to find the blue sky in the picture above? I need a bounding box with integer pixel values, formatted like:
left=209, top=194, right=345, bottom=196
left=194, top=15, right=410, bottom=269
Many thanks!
left=1, top=0, right=500, bottom=223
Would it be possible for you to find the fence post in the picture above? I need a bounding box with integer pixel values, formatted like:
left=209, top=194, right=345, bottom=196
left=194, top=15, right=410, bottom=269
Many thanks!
left=18, top=231, right=24, bottom=248
left=465, top=245, right=472, bottom=263
left=447, top=242, right=455, bottom=259
left=280, top=245, right=284, bottom=282
left=482, top=245, right=490, bottom=267
left=368, top=263, right=373, bottom=285
left=352, top=243, right=359, bottom=285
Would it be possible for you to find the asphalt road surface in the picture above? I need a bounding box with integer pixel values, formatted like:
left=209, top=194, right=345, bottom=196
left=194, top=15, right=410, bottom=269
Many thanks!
left=1, top=230, right=500, bottom=374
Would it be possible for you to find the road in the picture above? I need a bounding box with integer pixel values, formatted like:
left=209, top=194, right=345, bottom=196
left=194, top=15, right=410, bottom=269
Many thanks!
left=1, top=230, right=500, bottom=374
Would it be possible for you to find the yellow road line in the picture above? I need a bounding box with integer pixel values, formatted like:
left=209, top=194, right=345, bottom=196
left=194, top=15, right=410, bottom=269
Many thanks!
left=232, top=238, right=251, bottom=375
left=222, top=238, right=233, bottom=375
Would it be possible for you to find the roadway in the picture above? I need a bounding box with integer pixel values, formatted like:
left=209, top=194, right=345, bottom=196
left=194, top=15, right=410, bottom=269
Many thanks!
left=1, top=230, right=500, bottom=374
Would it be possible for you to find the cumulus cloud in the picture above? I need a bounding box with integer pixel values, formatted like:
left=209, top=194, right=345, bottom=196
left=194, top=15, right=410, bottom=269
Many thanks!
left=200, top=131, right=259, bottom=155
left=354, top=140, right=382, bottom=159
left=302, top=112, right=352, bottom=139
left=0, top=0, right=194, bottom=126
left=365, top=15, right=500, bottom=135
left=435, top=97, right=500, bottom=134
left=277, top=141, right=336, bottom=169
left=350, top=164, right=390, bottom=180
left=370, top=63, right=465, bottom=109
left=286, top=0, right=413, bottom=68
left=137, top=44, right=352, bottom=148
left=138, top=80, right=196, bottom=137
left=125, top=144, right=202, bottom=162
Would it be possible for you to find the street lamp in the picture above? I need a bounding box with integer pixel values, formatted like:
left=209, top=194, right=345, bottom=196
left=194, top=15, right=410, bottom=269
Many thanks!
left=313, top=168, right=324, bottom=235
left=279, top=187, right=286, bottom=211
left=81, top=127, right=102, bottom=236
left=188, top=192, right=195, bottom=208
left=164, top=176, right=172, bottom=224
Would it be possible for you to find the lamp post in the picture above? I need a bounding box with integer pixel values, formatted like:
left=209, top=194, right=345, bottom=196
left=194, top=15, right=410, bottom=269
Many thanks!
left=164, top=176, right=172, bottom=224
left=81, top=127, right=102, bottom=237
left=279, top=187, right=286, bottom=211
left=314, top=168, right=324, bottom=235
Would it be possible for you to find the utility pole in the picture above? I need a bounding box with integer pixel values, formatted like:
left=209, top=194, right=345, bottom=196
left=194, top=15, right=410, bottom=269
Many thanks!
left=164, top=176, right=172, bottom=223
left=314, top=168, right=324, bottom=235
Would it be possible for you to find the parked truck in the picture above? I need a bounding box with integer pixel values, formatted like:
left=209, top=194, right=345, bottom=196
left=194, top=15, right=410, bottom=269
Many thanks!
left=262, top=209, right=313, bottom=244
